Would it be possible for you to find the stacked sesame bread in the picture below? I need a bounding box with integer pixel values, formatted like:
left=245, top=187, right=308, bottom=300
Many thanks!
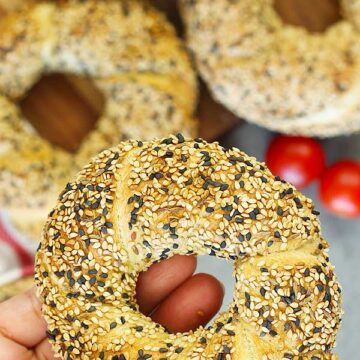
left=180, top=0, right=360, bottom=137
left=36, top=136, right=342, bottom=359
left=0, top=0, right=197, bottom=241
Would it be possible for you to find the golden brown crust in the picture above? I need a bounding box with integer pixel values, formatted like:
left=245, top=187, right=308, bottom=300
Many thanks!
left=0, top=0, right=197, bottom=240
left=36, top=136, right=342, bottom=359
left=180, top=0, right=360, bottom=137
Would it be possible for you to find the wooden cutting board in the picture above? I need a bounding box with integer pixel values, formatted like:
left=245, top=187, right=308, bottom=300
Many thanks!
left=0, top=0, right=340, bottom=152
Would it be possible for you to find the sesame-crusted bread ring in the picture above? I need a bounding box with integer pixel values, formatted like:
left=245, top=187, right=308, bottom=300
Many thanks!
left=180, top=0, right=360, bottom=137
left=0, top=0, right=197, bottom=240
left=35, top=135, right=342, bottom=360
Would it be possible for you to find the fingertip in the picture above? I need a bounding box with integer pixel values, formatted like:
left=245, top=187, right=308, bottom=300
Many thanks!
left=151, top=272, right=225, bottom=333
left=0, top=287, right=47, bottom=348
left=136, top=255, right=197, bottom=315
left=35, top=338, right=58, bottom=360
left=194, top=273, right=225, bottom=297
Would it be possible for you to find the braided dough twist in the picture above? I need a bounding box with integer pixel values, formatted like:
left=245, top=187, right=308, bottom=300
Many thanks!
left=180, top=0, right=360, bottom=136
left=36, top=136, right=342, bottom=360
left=0, top=0, right=197, bottom=240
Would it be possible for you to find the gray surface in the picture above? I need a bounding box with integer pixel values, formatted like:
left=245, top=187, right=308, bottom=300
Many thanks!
left=197, top=123, right=360, bottom=358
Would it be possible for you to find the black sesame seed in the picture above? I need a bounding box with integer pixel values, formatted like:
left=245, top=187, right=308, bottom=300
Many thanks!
left=77, top=276, right=86, bottom=285
left=249, top=211, right=256, bottom=219
left=161, top=137, right=173, bottom=145
left=176, top=133, right=185, bottom=143
left=181, top=154, right=188, bottom=162
left=199, top=337, right=207, bottom=344
left=223, top=345, right=231, bottom=353
left=220, top=183, right=229, bottom=191
left=185, top=178, right=193, bottom=186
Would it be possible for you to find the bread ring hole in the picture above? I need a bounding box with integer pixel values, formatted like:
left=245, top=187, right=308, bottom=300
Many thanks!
left=274, top=0, right=342, bottom=33
left=135, top=255, right=235, bottom=334
left=196, top=255, right=235, bottom=312
left=18, top=73, right=105, bottom=153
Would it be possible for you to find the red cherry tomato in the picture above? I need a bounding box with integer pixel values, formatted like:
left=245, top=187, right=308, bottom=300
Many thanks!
left=266, top=135, right=326, bottom=188
left=319, top=160, right=360, bottom=218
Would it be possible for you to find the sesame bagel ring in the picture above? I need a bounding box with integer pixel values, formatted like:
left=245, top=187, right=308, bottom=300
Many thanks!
left=180, top=0, right=360, bottom=137
left=0, top=0, right=197, bottom=240
left=35, top=135, right=342, bottom=360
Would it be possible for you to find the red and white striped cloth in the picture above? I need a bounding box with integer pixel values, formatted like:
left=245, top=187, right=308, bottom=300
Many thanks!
left=0, top=211, right=36, bottom=287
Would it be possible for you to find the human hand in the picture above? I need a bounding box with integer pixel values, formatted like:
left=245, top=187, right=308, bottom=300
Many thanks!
left=0, top=255, right=224, bottom=359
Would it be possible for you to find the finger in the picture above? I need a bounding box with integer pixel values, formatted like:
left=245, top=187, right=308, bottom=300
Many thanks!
left=0, top=288, right=47, bottom=348
left=151, top=273, right=225, bottom=333
left=34, top=338, right=58, bottom=360
left=136, top=255, right=197, bottom=315
left=0, top=335, right=30, bottom=360
left=0, top=337, right=57, bottom=360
